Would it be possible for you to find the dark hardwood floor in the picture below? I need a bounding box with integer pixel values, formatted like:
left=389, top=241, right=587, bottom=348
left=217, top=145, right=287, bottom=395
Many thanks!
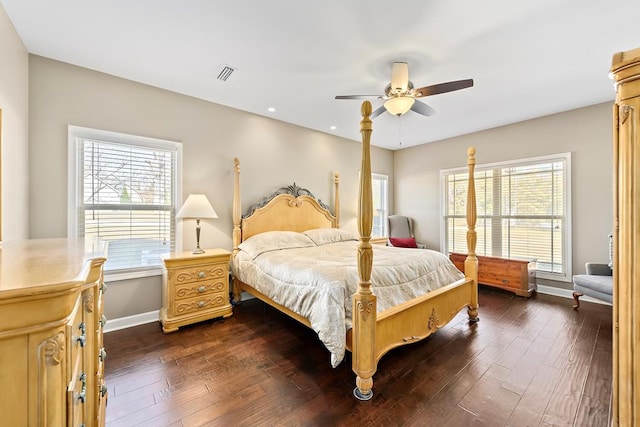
left=103, top=287, right=612, bottom=426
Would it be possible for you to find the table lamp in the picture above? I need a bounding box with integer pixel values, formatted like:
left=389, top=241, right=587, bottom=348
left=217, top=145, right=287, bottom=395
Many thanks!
left=176, top=194, right=218, bottom=254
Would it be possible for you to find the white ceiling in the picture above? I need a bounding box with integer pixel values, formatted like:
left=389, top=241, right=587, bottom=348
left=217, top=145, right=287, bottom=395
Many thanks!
left=2, top=0, right=639, bottom=150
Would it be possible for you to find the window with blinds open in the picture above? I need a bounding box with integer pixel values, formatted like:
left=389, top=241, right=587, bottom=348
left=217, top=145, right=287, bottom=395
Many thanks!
left=441, top=153, right=571, bottom=282
left=69, top=126, right=182, bottom=279
left=372, top=173, right=389, bottom=237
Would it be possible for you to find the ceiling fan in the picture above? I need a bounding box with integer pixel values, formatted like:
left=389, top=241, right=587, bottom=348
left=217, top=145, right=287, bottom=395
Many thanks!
left=335, top=62, right=474, bottom=118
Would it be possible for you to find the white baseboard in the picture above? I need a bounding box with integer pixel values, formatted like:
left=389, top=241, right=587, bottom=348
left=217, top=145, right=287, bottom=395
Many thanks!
left=536, top=284, right=611, bottom=306
left=104, top=310, right=159, bottom=333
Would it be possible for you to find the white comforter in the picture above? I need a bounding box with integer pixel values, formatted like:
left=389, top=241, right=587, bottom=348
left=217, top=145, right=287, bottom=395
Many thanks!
left=231, top=235, right=464, bottom=367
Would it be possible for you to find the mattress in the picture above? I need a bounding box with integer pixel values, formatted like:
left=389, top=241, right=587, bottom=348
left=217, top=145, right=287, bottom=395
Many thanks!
left=230, top=228, right=464, bottom=367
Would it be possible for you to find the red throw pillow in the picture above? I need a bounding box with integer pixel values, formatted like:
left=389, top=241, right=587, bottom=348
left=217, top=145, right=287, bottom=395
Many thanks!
left=389, top=237, right=418, bottom=248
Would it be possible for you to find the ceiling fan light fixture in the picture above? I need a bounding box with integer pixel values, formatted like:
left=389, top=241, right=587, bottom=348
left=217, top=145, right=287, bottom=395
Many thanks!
left=384, top=96, right=415, bottom=116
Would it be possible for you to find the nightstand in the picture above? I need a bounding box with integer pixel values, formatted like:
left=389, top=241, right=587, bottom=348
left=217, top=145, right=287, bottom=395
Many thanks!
left=160, top=248, right=232, bottom=333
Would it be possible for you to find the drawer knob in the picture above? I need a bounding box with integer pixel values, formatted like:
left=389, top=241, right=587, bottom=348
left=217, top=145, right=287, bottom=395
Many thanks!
left=198, top=271, right=206, bottom=278
left=198, top=285, right=207, bottom=293
left=99, top=314, right=107, bottom=328
left=99, top=348, right=107, bottom=362
left=198, top=300, right=206, bottom=308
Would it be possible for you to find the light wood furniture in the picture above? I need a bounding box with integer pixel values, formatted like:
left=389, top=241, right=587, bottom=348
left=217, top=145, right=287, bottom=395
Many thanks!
left=611, top=46, right=640, bottom=427
left=160, top=249, right=232, bottom=333
left=231, top=101, right=479, bottom=400
left=370, top=236, right=388, bottom=245
left=0, top=238, right=108, bottom=427
left=449, top=252, right=536, bottom=297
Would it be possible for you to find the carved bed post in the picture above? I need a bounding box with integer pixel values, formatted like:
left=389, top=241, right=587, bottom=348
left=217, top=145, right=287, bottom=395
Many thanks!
left=465, top=147, right=479, bottom=322
left=334, top=172, right=340, bottom=227
left=232, top=157, right=242, bottom=301
left=352, top=101, right=376, bottom=400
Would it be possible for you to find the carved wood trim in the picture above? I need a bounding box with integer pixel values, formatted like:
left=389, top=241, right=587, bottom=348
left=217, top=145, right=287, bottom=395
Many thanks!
left=244, top=183, right=331, bottom=218
left=175, top=266, right=225, bottom=283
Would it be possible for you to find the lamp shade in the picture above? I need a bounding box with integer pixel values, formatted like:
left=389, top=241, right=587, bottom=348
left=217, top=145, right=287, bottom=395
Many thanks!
left=176, top=194, right=218, bottom=219
left=384, top=96, right=415, bottom=116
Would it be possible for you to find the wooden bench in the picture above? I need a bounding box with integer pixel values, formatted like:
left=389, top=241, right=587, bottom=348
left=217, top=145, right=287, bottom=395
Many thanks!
left=449, top=252, right=536, bottom=297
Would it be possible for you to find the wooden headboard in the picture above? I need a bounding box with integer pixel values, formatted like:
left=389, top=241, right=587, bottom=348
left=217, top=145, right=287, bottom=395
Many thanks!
left=232, top=158, right=340, bottom=251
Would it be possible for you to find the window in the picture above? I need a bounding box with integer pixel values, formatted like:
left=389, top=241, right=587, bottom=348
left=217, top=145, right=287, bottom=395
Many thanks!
left=372, top=173, right=389, bottom=237
left=441, top=153, right=571, bottom=282
left=68, top=126, right=182, bottom=280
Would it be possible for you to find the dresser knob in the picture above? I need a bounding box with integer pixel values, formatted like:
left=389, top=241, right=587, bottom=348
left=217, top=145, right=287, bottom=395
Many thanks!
left=99, top=314, right=107, bottom=328
left=99, top=348, right=107, bottom=362
left=198, top=271, right=206, bottom=278
left=198, top=285, right=206, bottom=293
left=198, top=300, right=206, bottom=308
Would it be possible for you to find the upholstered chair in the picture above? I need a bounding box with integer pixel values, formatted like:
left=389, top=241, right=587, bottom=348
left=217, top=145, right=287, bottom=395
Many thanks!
left=387, top=215, right=426, bottom=249
left=572, top=235, right=613, bottom=309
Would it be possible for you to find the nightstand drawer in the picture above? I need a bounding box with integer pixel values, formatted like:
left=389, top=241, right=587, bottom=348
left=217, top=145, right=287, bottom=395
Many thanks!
left=173, top=264, right=226, bottom=285
left=173, top=291, right=228, bottom=316
left=175, top=279, right=226, bottom=301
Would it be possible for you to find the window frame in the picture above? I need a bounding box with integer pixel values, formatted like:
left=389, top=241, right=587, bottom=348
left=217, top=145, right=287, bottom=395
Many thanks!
left=372, top=173, right=389, bottom=237
left=68, top=126, right=183, bottom=282
left=440, top=153, right=572, bottom=282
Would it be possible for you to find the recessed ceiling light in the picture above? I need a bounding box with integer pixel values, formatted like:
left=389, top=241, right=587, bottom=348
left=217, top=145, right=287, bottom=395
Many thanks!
left=330, top=126, right=337, bottom=130
left=267, top=107, right=276, bottom=112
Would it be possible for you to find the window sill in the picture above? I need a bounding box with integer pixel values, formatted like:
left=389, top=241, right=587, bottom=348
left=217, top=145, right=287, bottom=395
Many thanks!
left=104, top=267, right=163, bottom=282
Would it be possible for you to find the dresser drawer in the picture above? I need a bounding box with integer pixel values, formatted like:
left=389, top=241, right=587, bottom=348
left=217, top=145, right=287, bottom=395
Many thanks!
left=175, top=278, right=226, bottom=301
left=173, top=263, right=226, bottom=285
left=67, top=370, right=87, bottom=427
left=173, top=291, right=228, bottom=316
left=68, top=306, right=86, bottom=380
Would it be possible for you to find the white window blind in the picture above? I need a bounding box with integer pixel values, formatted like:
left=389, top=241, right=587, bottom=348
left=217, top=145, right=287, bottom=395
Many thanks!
left=69, top=127, right=181, bottom=278
left=441, top=153, right=571, bottom=282
left=372, top=173, right=389, bottom=237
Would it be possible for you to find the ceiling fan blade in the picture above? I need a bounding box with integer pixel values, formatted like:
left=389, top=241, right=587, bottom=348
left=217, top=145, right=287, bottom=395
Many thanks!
left=414, top=79, right=474, bottom=98
left=391, top=62, right=409, bottom=93
left=371, top=105, right=387, bottom=119
left=411, top=100, right=436, bottom=116
left=335, top=95, right=381, bottom=100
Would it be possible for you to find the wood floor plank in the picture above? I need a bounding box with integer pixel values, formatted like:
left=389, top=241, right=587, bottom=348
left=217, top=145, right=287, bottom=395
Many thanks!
left=104, top=289, right=612, bottom=426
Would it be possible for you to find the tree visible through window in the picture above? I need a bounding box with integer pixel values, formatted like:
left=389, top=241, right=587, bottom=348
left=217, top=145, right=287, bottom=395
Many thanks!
left=442, top=153, right=571, bottom=281
left=69, top=126, right=182, bottom=278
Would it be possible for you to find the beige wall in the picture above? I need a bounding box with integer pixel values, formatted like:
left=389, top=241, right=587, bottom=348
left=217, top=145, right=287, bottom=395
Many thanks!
left=394, top=102, right=613, bottom=289
left=0, top=3, right=29, bottom=240
left=22, top=50, right=614, bottom=317
left=28, top=55, right=394, bottom=319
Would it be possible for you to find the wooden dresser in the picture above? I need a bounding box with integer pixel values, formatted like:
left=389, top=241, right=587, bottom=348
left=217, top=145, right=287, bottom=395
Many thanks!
left=160, top=248, right=232, bottom=333
left=0, top=238, right=108, bottom=427
left=449, top=252, right=536, bottom=297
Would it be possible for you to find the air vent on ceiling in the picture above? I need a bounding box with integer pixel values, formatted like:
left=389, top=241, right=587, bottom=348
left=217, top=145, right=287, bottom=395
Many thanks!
left=217, top=65, right=237, bottom=81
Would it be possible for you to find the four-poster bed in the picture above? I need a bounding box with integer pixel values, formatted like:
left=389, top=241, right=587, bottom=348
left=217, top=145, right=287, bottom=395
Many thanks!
left=230, top=101, right=479, bottom=400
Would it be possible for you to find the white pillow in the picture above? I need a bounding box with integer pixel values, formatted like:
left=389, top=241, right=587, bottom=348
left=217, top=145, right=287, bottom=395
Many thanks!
left=238, top=231, right=315, bottom=259
left=302, top=228, right=358, bottom=246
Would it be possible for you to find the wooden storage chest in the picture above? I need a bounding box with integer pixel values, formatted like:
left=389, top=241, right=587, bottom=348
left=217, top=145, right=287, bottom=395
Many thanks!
left=449, top=252, right=536, bottom=297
